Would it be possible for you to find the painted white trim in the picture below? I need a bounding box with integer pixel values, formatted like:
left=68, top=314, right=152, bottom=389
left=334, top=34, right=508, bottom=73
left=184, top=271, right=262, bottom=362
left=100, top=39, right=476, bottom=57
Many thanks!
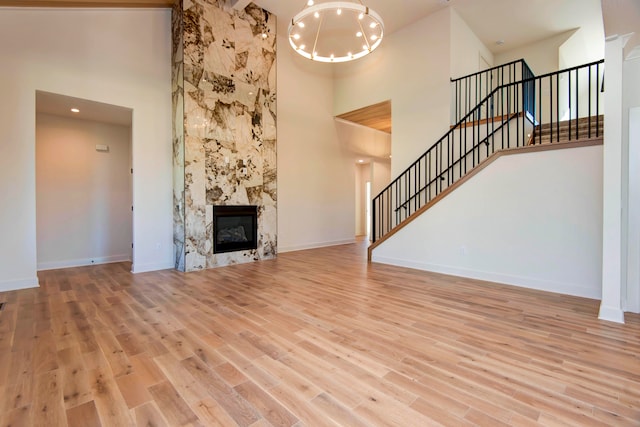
left=371, top=255, right=602, bottom=300
left=598, top=305, right=625, bottom=323
left=279, top=238, right=357, bottom=253
left=37, top=255, right=131, bottom=271
left=131, top=261, right=174, bottom=274
left=0, top=276, right=39, bottom=292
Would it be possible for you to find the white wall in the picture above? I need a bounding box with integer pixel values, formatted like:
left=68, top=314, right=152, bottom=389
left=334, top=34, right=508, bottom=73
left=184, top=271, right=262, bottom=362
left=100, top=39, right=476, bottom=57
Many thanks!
left=371, top=160, right=392, bottom=197
left=0, top=8, right=173, bottom=290
left=494, top=31, right=575, bottom=75
left=36, top=113, right=132, bottom=270
left=277, top=34, right=356, bottom=252
left=355, top=163, right=368, bottom=237
left=559, top=27, right=606, bottom=70
left=372, top=145, right=604, bottom=299
left=628, top=106, right=640, bottom=313
left=450, top=8, right=494, bottom=79
left=333, top=8, right=452, bottom=178
left=334, top=120, right=391, bottom=160
left=624, top=56, right=640, bottom=313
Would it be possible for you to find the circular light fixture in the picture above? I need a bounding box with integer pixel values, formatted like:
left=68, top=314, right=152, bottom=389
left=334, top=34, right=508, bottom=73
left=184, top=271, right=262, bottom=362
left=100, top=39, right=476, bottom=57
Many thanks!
left=70, top=108, right=80, bottom=113
left=288, top=1, right=384, bottom=63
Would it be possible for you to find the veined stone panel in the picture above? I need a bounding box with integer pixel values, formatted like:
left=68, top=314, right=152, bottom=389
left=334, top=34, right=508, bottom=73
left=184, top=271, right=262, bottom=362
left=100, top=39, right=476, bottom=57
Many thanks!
left=174, top=0, right=276, bottom=271
left=172, top=0, right=186, bottom=272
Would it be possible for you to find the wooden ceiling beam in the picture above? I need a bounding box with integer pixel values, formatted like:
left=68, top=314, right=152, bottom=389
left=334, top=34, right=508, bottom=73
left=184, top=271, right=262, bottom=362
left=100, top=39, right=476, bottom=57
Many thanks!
left=0, top=0, right=173, bottom=7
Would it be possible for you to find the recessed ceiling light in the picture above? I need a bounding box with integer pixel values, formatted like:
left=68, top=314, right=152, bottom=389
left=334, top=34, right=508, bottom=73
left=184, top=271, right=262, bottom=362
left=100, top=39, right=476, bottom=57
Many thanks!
left=71, top=108, right=80, bottom=113
left=358, top=159, right=364, bottom=163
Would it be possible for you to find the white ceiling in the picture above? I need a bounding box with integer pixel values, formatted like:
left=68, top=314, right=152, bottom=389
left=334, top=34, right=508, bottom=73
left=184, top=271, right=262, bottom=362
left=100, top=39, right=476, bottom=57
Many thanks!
left=32, top=0, right=634, bottom=127
left=36, top=90, right=132, bottom=127
left=601, top=0, right=640, bottom=58
left=255, top=0, right=605, bottom=55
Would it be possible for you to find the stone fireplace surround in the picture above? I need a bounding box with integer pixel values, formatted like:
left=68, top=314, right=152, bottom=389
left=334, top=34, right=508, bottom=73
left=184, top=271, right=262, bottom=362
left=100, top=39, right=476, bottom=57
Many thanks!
left=172, top=0, right=277, bottom=272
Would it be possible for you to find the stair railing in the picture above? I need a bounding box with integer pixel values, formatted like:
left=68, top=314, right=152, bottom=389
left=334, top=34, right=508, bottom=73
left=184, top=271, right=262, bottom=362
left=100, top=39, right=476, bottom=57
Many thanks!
left=372, top=59, right=604, bottom=243
left=527, top=59, right=604, bottom=144
left=451, top=59, right=535, bottom=124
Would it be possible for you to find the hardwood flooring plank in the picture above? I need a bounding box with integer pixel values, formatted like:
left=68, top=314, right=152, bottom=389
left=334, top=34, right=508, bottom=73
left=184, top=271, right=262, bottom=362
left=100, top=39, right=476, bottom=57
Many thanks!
left=153, top=352, right=212, bottom=405
left=133, top=401, right=170, bottom=427
left=181, top=355, right=261, bottom=426
left=115, top=372, right=153, bottom=409
left=0, top=405, right=32, bottom=427
left=32, top=370, right=67, bottom=427
left=1, top=241, right=639, bottom=425
left=235, top=381, right=299, bottom=427
left=66, top=400, right=102, bottom=427
left=310, top=392, right=370, bottom=427
left=148, top=380, right=200, bottom=426
left=88, top=363, right=135, bottom=426
left=58, top=345, right=93, bottom=410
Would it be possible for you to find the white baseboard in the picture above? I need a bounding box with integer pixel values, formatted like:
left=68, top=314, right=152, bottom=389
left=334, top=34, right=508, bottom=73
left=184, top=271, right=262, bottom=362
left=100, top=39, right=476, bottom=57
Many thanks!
left=371, top=255, right=601, bottom=300
left=37, top=254, right=131, bottom=271
left=279, top=238, right=356, bottom=253
left=0, top=276, right=39, bottom=292
left=131, top=261, right=175, bottom=273
left=598, top=304, right=625, bottom=323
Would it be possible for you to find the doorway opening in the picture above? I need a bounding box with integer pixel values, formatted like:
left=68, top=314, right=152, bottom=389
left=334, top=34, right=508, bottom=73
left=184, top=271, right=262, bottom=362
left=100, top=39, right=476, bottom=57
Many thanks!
left=35, top=91, right=133, bottom=270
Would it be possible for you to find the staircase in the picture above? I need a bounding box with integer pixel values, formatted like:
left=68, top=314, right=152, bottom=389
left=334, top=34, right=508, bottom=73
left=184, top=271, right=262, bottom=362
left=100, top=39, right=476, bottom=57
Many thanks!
left=528, top=115, right=604, bottom=145
left=370, top=59, right=605, bottom=250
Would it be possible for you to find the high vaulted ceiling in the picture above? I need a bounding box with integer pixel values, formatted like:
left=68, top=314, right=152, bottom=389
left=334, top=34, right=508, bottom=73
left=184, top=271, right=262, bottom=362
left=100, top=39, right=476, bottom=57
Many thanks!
left=255, top=0, right=605, bottom=56
left=0, top=0, right=607, bottom=57
left=6, top=0, right=635, bottom=137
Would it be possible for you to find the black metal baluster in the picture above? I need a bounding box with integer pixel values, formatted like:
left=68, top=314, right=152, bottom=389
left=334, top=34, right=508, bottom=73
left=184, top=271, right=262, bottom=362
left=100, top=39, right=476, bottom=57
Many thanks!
left=459, top=119, right=463, bottom=179
left=556, top=73, right=560, bottom=142
left=447, top=135, right=451, bottom=186
left=537, top=77, right=541, bottom=144
left=576, top=68, right=579, bottom=140
left=372, top=196, right=377, bottom=242
left=416, top=159, right=420, bottom=212
left=588, top=65, right=592, bottom=138
left=596, top=62, right=600, bottom=137
left=427, top=151, right=432, bottom=200
left=568, top=71, right=572, bottom=140
left=552, top=78, right=553, bottom=142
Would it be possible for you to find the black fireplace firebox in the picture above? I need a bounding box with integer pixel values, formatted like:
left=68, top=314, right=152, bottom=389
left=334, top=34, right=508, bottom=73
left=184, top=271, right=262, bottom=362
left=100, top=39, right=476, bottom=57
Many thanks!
left=212, top=205, right=258, bottom=254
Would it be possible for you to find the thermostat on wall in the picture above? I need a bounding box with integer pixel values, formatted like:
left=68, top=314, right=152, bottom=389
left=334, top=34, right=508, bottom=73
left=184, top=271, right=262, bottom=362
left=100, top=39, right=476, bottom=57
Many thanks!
left=95, top=144, right=109, bottom=152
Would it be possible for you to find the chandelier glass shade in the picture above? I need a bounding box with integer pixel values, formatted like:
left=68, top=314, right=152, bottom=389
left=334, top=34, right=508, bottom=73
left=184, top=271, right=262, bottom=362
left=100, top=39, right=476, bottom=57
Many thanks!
left=288, top=0, right=384, bottom=63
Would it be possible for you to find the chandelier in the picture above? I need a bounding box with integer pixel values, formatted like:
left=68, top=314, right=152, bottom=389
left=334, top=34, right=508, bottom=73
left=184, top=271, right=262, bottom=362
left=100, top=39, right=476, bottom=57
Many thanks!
left=288, top=0, right=385, bottom=63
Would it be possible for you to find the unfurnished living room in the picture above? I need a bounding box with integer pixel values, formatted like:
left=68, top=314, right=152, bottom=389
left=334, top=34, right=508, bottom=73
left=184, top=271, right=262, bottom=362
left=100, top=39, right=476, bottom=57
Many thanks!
left=1, top=0, right=639, bottom=425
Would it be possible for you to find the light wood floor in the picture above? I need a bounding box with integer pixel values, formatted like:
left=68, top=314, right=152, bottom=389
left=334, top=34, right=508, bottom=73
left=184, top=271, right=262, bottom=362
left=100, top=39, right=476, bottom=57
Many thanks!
left=1, top=241, right=639, bottom=426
